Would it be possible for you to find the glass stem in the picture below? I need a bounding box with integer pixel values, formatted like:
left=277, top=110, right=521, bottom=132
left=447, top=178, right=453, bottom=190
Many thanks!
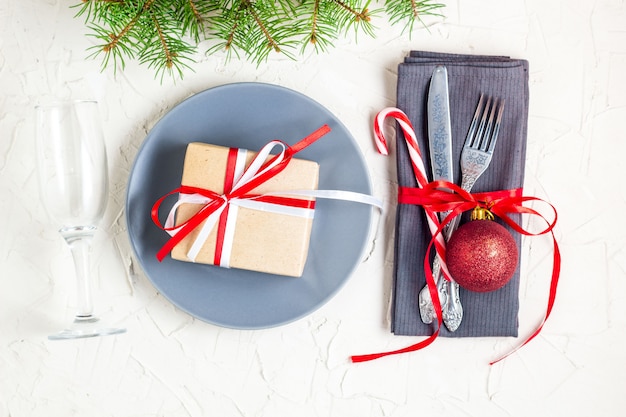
left=64, top=233, right=95, bottom=320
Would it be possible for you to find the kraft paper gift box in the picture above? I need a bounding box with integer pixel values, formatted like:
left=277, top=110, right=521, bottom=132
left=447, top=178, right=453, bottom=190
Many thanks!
left=170, top=142, right=319, bottom=277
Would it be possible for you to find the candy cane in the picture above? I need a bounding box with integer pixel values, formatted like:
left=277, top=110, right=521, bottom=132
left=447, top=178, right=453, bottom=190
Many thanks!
left=373, top=108, right=448, bottom=273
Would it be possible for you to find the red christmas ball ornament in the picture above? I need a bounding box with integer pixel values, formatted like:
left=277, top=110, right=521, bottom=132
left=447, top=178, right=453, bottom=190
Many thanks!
left=446, top=207, right=519, bottom=293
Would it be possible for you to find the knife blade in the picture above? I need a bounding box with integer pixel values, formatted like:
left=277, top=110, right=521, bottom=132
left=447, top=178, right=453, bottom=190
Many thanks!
left=427, top=65, right=453, bottom=184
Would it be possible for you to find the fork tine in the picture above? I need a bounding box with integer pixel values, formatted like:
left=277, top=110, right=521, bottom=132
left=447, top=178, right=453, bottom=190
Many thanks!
left=473, top=96, right=492, bottom=149
left=479, top=98, right=498, bottom=151
left=466, top=94, right=486, bottom=147
left=485, top=99, right=505, bottom=153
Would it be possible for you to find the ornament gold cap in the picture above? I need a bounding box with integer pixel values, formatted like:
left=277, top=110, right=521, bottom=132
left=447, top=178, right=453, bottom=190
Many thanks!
left=470, top=206, right=495, bottom=221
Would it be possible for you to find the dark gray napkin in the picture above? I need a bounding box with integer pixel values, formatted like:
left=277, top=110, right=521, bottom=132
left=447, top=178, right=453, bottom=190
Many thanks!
left=392, top=51, right=529, bottom=337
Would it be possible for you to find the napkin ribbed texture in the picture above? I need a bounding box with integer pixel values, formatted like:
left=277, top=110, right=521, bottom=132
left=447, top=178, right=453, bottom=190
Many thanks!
left=392, top=51, right=529, bottom=337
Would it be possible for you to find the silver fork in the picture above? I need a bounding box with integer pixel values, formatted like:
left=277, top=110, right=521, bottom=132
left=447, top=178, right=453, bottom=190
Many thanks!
left=418, top=94, right=505, bottom=331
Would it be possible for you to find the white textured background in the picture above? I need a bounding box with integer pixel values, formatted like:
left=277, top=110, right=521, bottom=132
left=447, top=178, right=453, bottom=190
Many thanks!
left=1, top=0, right=625, bottom=416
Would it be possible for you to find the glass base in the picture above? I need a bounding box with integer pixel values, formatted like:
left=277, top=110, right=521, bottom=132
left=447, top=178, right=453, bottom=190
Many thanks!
left=48, top=316, right=126, bottom=341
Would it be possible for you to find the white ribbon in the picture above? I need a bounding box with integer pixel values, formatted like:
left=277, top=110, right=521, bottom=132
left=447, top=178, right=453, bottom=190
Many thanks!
left=164, top=140, right=383, bottom=266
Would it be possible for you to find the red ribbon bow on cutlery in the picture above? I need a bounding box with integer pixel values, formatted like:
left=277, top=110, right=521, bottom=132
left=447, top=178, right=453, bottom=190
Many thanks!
left=351, top=108, right=561, bottom=365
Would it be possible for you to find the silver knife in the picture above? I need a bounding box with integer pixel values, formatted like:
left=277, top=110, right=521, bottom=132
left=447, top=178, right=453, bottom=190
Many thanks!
left=419, top=65, right=464, bottom=331
left=427, top=66, right=453, bottom=184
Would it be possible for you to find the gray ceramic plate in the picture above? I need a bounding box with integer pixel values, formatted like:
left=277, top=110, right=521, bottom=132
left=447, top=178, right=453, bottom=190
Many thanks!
left=126, top=82, right=373, bottom=329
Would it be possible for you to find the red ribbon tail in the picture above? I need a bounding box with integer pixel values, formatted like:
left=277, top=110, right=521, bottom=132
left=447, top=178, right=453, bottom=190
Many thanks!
left=351, top=230, right=445, bottom=363
left=489, top=230, right=561, bottom=365
left=351, top=329, right=440, bottom=362
left=290, top=124, right=331, bottom=154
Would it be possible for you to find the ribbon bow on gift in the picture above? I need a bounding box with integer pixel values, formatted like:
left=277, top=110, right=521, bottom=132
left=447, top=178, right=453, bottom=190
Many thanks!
left=151, top=125, right=331, bottom=264
left=152, top=125, right=383, bottom=268
left=351, top=108, right=561, bottom=365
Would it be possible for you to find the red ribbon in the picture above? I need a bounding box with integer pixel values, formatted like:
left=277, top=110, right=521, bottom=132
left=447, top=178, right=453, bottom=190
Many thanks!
left=352, top=182, right=560, bottom=364
left=214, top=147, right=239, bottom=266
left=352, top=108, right=561, bottom=364
left=151, top=125, right=331, bottom=263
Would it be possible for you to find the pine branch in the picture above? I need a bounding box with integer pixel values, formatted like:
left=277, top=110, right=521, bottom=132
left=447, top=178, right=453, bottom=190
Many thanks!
left=298, top=0, right=334, bottom=52
left=294, top=0, right=377, bottom=52
left=74, top=0, right=446, bottom=79
left=385, top=0, right=444, bottom=33
left=139, top=4, right=196, bottom=80
left=175, top=0, right=220, bottom=41
left=207, top=0, right=301, bottom=64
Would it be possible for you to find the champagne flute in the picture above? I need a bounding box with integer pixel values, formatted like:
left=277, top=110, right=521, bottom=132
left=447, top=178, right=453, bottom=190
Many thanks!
left=35, top=100, right=126, bottom=340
